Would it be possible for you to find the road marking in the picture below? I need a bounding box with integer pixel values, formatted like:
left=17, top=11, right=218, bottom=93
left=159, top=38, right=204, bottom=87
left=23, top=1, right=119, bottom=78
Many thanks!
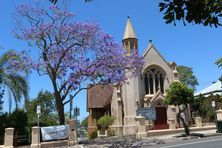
left=160, top=138, right=222, bottom=148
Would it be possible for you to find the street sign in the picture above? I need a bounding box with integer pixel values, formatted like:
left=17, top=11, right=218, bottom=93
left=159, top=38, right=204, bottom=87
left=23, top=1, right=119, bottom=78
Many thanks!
left=212, top=101, right=216, bottom=108
left=136, top=107, right=156, bottom=120
left=74, top=107, right=80, bottom=116
left=73, top=107, right=80, bottom=143
left=37, top=105, right=41, bottom=114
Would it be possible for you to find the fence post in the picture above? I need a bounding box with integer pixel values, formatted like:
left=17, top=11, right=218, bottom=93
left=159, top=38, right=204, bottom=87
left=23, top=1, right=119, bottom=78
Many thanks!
left=195, top=117, right=202, bottom=128
left=169, top=119, right=176, bottom=129
left=68, top=119, right=77, bottom=145
left=4, top=128, right=14, bottom=148
left=31, top=126, right=41, bottom=148
left=135, top=116, right=147, bottom=138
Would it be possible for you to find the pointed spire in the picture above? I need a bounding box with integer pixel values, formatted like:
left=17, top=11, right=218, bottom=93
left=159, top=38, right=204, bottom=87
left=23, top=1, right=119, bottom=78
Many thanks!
left=123, top=16, right=137, bottom=40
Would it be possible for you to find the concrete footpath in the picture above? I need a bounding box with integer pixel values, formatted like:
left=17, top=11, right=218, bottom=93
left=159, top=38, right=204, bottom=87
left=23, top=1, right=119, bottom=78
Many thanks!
left=149, top=128, right=220, bottom=144
left=149, top=125, right=218, bottom=139
left=148, top=125, right=216, bottom=136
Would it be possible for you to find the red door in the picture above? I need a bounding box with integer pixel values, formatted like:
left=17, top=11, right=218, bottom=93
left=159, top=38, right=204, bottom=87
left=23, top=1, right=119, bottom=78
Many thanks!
left=154, top=107, right=168, bottom=129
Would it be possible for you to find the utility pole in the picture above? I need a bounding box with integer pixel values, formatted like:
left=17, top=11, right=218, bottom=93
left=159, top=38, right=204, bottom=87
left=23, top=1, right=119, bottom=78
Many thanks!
left=74, top=106, right=80, bottom=143
left=69, top=95, right=73, bottom=119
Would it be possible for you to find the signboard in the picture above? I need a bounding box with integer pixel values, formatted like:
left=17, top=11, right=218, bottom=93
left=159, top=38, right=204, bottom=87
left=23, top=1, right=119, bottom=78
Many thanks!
left=74, top=107, right=80, bottom=116
left=36, top=105, right=41, bottom=114
left=136, top=107, right=156, bottom=120
left=41, top=125, right=68, bottom=141
left=212, top=101, right=216, bottom=107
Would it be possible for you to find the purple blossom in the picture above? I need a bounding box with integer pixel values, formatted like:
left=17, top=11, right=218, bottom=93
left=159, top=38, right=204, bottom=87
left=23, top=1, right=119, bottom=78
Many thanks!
left=14, top=3, right=144, bottom=98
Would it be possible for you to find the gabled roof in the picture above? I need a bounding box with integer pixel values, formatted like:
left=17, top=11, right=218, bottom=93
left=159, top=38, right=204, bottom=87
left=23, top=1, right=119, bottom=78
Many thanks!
left=168, top=62, right=177, bottom=66
left=195, top=80, right=222, bottom=96
left=143, top=43, right=172, bottom=69
left=150, top=90, right=165, bottom=103
left=87, top=85, right=113, bottom=111
left=123, top=16, right=137, bottom=40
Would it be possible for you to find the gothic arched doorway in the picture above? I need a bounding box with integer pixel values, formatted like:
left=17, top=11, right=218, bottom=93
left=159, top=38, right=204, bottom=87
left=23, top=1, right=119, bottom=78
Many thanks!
left=151, top=98, right=169, bottom=130
left=154, top=107, right=168, bottom=129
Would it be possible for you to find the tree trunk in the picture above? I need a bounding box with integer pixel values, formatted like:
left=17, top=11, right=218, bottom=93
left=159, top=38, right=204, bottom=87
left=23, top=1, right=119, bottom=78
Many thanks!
left=54, top=92, right=65, bottom=125
left=178, top=113, right=190, bottom=135
left=178, top=104, right=190, bottom=136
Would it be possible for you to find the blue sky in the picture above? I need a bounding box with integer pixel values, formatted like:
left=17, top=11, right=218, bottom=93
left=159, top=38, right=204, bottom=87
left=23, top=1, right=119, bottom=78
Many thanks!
left=0, top=0, right=221, bottom=120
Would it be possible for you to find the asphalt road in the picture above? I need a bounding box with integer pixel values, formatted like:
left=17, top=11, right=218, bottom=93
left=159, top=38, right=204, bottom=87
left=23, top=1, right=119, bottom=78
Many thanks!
left=150, top=135, right=222, bottom=148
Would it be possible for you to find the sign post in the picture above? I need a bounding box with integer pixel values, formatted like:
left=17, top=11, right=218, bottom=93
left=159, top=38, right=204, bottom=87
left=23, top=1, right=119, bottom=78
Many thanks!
left=36, top=105, right=41, bottom=148
left=69, top=95, right=73, bottom=119
left=212, top=100, right=218, bottom=132
left=73, top=106, right=80, bottom=143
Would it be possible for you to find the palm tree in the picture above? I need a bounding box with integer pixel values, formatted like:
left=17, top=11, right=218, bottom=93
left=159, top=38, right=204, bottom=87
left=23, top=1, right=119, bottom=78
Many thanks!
left=0, top=50, right=29, bottom=112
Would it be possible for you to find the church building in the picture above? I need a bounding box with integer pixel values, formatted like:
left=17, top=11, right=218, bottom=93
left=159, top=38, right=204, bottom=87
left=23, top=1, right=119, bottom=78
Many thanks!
left=87, top=17, right=191, bottom=136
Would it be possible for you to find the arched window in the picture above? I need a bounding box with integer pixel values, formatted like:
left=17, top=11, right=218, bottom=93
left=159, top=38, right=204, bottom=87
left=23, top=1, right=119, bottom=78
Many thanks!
left=155, top=74, right=159, bottom=92
left=144, top=74, right=149, bottom=94
left=149, top=74, right=154, bottom=94
left=144, top=68, right=165, bottom=95
left=160, top=74, right=164, bottom=93
left=130, top=42, right=134, bottom=50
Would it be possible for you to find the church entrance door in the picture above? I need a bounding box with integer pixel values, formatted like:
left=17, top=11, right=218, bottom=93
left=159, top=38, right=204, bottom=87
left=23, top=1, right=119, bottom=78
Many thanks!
left=154, top=107, right=168, bottom=129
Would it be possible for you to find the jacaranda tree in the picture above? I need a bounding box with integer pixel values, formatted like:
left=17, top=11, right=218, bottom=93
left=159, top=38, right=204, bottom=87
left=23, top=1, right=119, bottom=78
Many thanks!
left=12, top=3, right=143, bottom=124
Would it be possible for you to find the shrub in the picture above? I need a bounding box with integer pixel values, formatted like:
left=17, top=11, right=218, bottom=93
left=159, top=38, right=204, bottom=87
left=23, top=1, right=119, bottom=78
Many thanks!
left=97, top=115, right=114, bottom=132
left=0, top=110, right=29, bottom=145
left=89, top=130, right=98, bottom=140
left=9, top=110, right=28, bottom=135
left=0, top=113, right=9, bottom=145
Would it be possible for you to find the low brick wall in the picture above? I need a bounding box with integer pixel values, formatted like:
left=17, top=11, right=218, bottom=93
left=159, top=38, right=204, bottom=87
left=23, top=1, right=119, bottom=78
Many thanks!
left=41, top=140, right=68, bottom=148
left=148, top=126, right=216, bottom=136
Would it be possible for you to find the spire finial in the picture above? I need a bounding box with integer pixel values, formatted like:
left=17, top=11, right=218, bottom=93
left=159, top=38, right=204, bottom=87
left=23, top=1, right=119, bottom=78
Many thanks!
left=149, top=40, right=152, bottom=44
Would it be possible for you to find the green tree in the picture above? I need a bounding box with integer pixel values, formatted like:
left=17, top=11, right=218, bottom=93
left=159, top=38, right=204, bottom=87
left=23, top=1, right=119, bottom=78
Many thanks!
left=194, top=94, right=222, bottom=122
left=159, top=0, right=222, bottom=27
left=0, top=50, right=29, bottom=111
left=165, top=81, right=194, bottom=136
left=216, top=58, right=222, bottom=68
left=81, top=116, right=88, bottom=130
left=9, top=110, right=28, bottom=135
left=177, top=65, right=199, bottom=91
left=191, top=94, right=205, bottom=116
left=25, top=90, right=58, bottom=126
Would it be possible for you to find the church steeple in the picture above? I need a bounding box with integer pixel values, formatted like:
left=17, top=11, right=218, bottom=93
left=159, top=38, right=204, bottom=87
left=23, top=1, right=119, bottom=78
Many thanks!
left=122, top=16, right=138, bottom=55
